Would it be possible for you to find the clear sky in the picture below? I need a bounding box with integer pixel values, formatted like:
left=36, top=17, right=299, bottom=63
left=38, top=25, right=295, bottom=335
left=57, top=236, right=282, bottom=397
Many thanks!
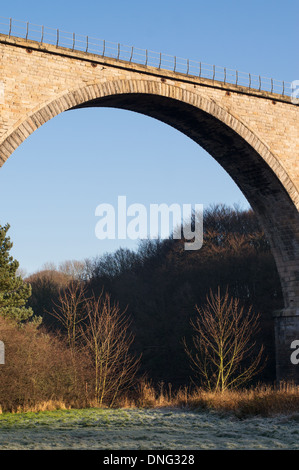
left=0, top=0, right=298, bottom=275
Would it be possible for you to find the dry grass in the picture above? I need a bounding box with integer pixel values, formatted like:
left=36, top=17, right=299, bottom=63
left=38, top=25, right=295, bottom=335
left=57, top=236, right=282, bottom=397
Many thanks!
left=1, top=381, right=299, bottom=417
left=120, top=380, right=299, bottom=417
left=183, top=383, right=299, bottom=417
left=14, top=400, right=70, bottom=414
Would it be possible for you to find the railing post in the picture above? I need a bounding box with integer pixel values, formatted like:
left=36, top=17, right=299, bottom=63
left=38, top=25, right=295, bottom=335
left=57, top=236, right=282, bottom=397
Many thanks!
left=40, top=25, right=44, bottom=44
left=117, top=43, right=120, bottom=59
left=248, top=73, right=251, bottom=89
left=174, top=56, right=176, bottom=72
left=72, top=32, right=75, bottom=50
left=145, top=49, right=148, bottom=66
left=25, top=22, right=29, bottom=40
left=129, top=46, right=134, bottom=62
left=102, top=39, right=105, bottom=56
left=199, top=62, right=201, bottom=77
left=271, top=78, right=273, bottom=93
left=187, top=59, right=189, bottom=75
left=224, top=67, right=226, bottom=84
left=8, top=18, right=12, bottom=37
left=56, top=29, right=59, bottom=47
left=235, top=70, right=238, bottom=85
left=158, top=52, right=162, bottom=68
left=259, top=75, right=261, bottom=91
left=86, top=35, right=89, bottom=53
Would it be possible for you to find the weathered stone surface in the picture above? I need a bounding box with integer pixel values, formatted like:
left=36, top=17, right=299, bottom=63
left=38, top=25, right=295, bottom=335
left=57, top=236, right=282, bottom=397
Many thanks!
left=0, top=34, right=299, bottom=382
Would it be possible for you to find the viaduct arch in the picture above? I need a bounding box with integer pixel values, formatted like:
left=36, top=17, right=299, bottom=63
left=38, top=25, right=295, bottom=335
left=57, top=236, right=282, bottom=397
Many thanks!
left=0, top=33, right=299, bottom=383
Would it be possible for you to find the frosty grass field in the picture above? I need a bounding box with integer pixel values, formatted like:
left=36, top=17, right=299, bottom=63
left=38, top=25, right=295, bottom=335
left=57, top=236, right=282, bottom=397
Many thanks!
left=0, top=407, right=298, bottom=450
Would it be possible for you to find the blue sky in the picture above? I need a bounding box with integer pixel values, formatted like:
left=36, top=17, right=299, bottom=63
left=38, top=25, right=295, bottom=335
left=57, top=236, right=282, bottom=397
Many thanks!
left=0, top=0, right=298, bottom=275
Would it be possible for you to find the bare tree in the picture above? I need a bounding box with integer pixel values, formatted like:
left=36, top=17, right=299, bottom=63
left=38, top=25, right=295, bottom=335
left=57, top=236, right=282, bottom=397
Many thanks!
left=58, top=260, right=87, bottom=281
left=80, top=291, right=140, bottom=406
left=183, top=287, right=265, bottom=392
left=49, top=281, right=90, bottom=396
left=50, top=281, right=88, bottom=352
left=49, top=284, right=139, bottom=406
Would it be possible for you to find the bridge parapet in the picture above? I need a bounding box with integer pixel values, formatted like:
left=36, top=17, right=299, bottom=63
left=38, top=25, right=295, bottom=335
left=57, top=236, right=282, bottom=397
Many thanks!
left=0, top=16, right=293, bottom=99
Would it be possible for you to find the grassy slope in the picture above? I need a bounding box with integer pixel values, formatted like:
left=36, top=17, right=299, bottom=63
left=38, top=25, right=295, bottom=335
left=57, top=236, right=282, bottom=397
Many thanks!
left=0, top=407, right=299, bottom=450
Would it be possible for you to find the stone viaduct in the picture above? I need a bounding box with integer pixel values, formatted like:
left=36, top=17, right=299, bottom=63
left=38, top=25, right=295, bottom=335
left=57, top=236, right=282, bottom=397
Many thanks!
left=0, top=31, right=299, bottom=383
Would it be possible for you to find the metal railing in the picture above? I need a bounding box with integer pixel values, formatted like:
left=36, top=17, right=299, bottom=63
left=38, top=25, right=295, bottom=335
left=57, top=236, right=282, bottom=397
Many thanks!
left=0, top=17, right=292, bottom=97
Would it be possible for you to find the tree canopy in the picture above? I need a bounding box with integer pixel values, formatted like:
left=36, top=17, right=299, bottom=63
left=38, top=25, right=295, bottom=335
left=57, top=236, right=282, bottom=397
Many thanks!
left=0, top=223, right=33, bottom=322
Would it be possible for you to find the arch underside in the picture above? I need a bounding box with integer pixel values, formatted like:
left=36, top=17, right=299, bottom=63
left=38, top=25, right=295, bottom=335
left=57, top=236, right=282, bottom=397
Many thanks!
left=74, top=92, right=299, bottom=309
left=1, top=82, right=299, bottom=308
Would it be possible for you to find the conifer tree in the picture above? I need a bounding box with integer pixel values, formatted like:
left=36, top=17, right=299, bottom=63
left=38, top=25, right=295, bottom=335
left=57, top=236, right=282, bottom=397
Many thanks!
left=0, top=223, right=33, bottom=322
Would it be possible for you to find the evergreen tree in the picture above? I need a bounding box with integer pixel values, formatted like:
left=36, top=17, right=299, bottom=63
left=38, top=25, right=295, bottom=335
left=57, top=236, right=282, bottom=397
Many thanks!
left=0, top=223, right=33, bottom=322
